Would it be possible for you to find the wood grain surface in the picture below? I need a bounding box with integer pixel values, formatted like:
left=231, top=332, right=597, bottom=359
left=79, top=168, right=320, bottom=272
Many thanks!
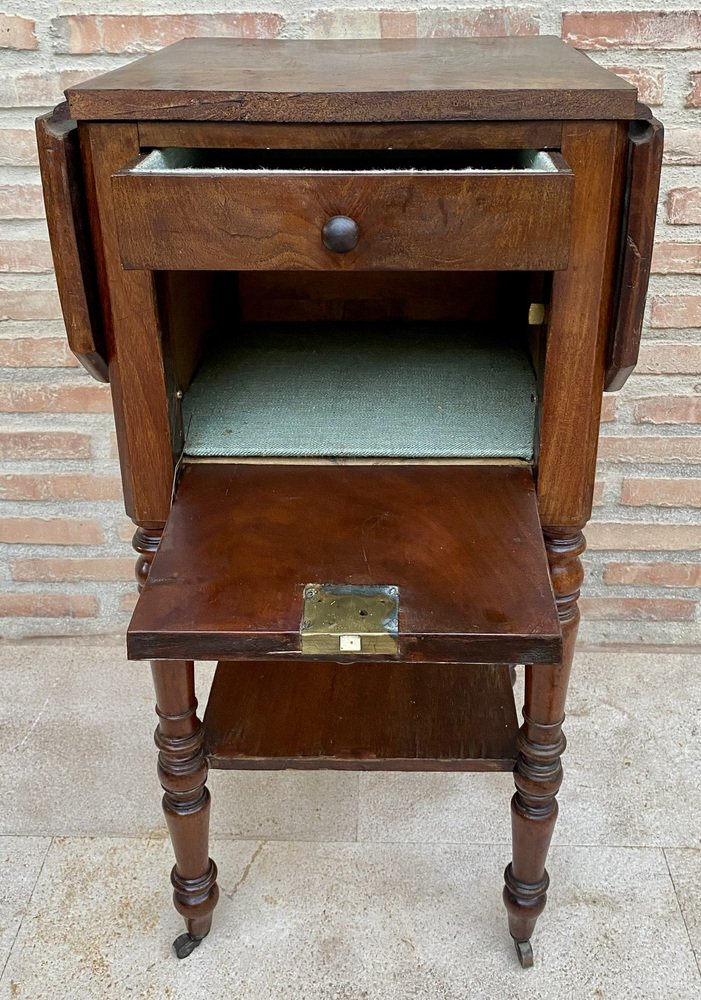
left=35, top=107, right=107, bottom=382
left=112, top=153, right=573, bottom=272
left=204, top=660, right=518, bottom=771
left=605, top=114, right=664, bottom=391
left=66, top=37, right=637, bottom=122
left=127, top=463, right=561, bottom=663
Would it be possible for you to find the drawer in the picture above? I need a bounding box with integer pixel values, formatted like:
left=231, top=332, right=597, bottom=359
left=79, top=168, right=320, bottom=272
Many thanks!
left=112, top=147, right=573, bottom=272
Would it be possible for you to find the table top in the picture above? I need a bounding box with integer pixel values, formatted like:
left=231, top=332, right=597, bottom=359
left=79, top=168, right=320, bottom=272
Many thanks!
left=66, top=36, right=637, bottom=123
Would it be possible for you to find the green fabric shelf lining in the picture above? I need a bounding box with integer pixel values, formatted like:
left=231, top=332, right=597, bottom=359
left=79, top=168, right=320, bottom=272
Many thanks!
left=182, top=323, right=537, bottom=460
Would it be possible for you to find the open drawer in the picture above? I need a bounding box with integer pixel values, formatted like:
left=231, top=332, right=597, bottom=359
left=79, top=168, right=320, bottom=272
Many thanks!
left=112, top=147, right=573, bottom=271
left=127, top=462, right=561, bottom=664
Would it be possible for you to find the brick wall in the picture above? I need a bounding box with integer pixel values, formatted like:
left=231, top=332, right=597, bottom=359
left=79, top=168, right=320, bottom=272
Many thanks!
left=0, top=3, right=699, bottom=645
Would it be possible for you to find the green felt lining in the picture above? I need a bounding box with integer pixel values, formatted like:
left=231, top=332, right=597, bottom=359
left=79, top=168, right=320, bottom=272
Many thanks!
left=182, top=324, right=537, bottom=460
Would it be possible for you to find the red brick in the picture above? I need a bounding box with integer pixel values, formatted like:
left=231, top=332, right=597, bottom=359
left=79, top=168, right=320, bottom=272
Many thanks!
left=586, top=522, right=701, bottom=550
left=579, top=596, right=696, bottom=621
left=0, top=383, right=113, bottom=413
left=621, top=478, right=701, bottom=507
left=0, top=473, right=121, bottom=500
left=593, top=479, right=604, bottom=506
left=637, top=342, right=701, bottom=371
left=118, top=521, right=137, bottom=543
left=0, top=431, right=91, bottom=460
left=418, top=9, right=539, bottom=37
left=608, top=66, right=664, bottom=106
left=604, top=562, right=701, bottom=587
left=0, top=338, right=75, bottom=367
left=688, top=73, right=701, bottom=109
left=600, top=396, right=617, bottom=422
left=0, top=240, right=53, bottom=273
left=667, top=188, right=701, bottom=225
left=0, top=185, right=44, bottom=220
left=0, top=593, right=97, bottom=618
left=0, top=70, right=91, bottom=108
left=0, top=517, right=104, bottom=545
left=52, top=14, right=284, bottom=54
left=11, top=557, right=134, bottom=582
left=379, top=12, right=417, bottom=37
left=0, top=129, right=38, bottom=167
left=119, top=592, right=138, bottom=613
left=634, top=398, right=701, bottom=424
left=0, top=289, right=61, bottom=321
left=0, top=14, right=37, bottom=50
left=651, top=243, right=701, bottom=274
left=664, top=129, right=701, bottom=165
left=562, top=11, right=701, bottom=50
left=598, top=437, right=701, bottom=464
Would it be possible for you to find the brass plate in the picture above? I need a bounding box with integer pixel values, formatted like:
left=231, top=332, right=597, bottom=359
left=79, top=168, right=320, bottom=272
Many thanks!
left=301, top=584, right=399, bottom=655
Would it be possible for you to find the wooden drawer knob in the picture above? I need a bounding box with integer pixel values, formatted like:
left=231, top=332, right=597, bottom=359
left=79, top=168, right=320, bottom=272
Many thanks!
left=322, top=216, right=359, bottom=253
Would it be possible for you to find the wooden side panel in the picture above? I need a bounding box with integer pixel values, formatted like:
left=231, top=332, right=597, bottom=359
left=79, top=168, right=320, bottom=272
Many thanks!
left=35, top=107, right=107, bottom=382
left=80, top=123, right=174, bottom=523
left=537, top=122, right=627, bottom=530
left=605, top=114, right=664, bottom=391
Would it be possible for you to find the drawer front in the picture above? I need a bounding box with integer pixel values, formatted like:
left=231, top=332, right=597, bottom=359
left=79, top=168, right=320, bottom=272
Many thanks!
left=112, top=150, right=573, bottom=271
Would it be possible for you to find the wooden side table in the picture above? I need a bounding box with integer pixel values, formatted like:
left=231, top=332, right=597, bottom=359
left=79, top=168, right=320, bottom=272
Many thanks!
left=37, top=37, right=663, bottom=967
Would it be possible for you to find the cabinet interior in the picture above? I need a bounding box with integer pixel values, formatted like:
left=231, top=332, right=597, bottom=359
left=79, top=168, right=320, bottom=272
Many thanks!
left=157, top=269, right=550, bottom=464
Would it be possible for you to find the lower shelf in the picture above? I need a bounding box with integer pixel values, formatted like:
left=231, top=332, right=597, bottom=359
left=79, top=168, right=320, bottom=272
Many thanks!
left=203, top=660, right=518, bottom=772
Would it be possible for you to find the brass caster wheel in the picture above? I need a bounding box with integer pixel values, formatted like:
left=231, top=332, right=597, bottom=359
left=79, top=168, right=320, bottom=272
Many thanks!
left=513, top=938, right=534, bottom=968
left=173, top=932, right=203, bottom=959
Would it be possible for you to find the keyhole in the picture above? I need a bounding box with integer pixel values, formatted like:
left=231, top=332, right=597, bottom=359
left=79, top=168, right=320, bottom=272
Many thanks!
left=359, top=609, right=368, bottom=617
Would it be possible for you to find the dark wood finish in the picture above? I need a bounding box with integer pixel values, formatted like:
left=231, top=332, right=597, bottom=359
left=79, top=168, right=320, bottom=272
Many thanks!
left=112, top=156, right=573, bottom=273
left=37, top=37, right=663, bottom=964
left=151, top=659, right=219, bottom=945
left=139, top=120, right=564, bottom=151
left=80, top=123, right=174, bottom=522
left=128, top=463, right=561, bottom=664
left=35, top=106, right=107, bottom=382
left=133, top=525, right=162, bottom=592
left=537, top=122, right=627, bottom=530
left=66, top=37, right=637, bottom=123
left=237, top=272, right=524, bottom=324
left=503, top=530, right=584, bottom=952
left=204, top=660, right=518, bottom=772
left=605, top=114, right=664, bottom=391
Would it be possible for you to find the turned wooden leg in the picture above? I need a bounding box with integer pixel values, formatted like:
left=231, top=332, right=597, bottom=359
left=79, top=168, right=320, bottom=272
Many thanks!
left=133, top=524, right=163, bottom=592
left=503, top=529, right=585, bottom=967
left=151, top=659, right=219, bottom=958
left=132, top=525, right=218, bottom=957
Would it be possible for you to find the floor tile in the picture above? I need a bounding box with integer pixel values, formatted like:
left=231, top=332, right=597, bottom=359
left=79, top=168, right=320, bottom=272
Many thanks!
left=0, top=646, right=358, bottom=843
left=666, top=848, right=701, bottom=973
left=1, top=838, right=698, bottom=1000
left=358, top=653, right=701, bottom=849
left=0, top=837, right=50, bottom=972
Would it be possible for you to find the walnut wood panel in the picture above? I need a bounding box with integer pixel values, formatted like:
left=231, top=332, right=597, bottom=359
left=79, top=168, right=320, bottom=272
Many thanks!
left=127, top=463, right=561, bottom=664
left=237, top=272, right=524, bottom=324
left=139, top=120, right=563, bottom=151
left=66, top=37, right=637, bottom=122
left=35, top=107, right=107, bottom=382
left=605, top=114, right=664, bottom=391
left=537, top=122, right=628, bottom=530
left=112, top=162, right=573, bottom=272
left=204, top=660, right=518, bottom=772
left=80, top=123, right=174, bottom=522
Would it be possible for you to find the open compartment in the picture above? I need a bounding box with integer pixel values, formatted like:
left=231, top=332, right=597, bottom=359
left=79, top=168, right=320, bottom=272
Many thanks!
left=157, top=270, right=548, bottom=464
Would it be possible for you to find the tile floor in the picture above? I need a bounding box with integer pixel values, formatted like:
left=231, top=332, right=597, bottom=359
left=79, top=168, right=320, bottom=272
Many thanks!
left=0, top=641, right=699, bottom=998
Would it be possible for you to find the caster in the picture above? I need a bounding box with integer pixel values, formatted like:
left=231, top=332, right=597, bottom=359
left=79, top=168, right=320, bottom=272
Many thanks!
left=513, top=938, right=534, bottom=968
left=173, top=932, right=203, bottom=959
